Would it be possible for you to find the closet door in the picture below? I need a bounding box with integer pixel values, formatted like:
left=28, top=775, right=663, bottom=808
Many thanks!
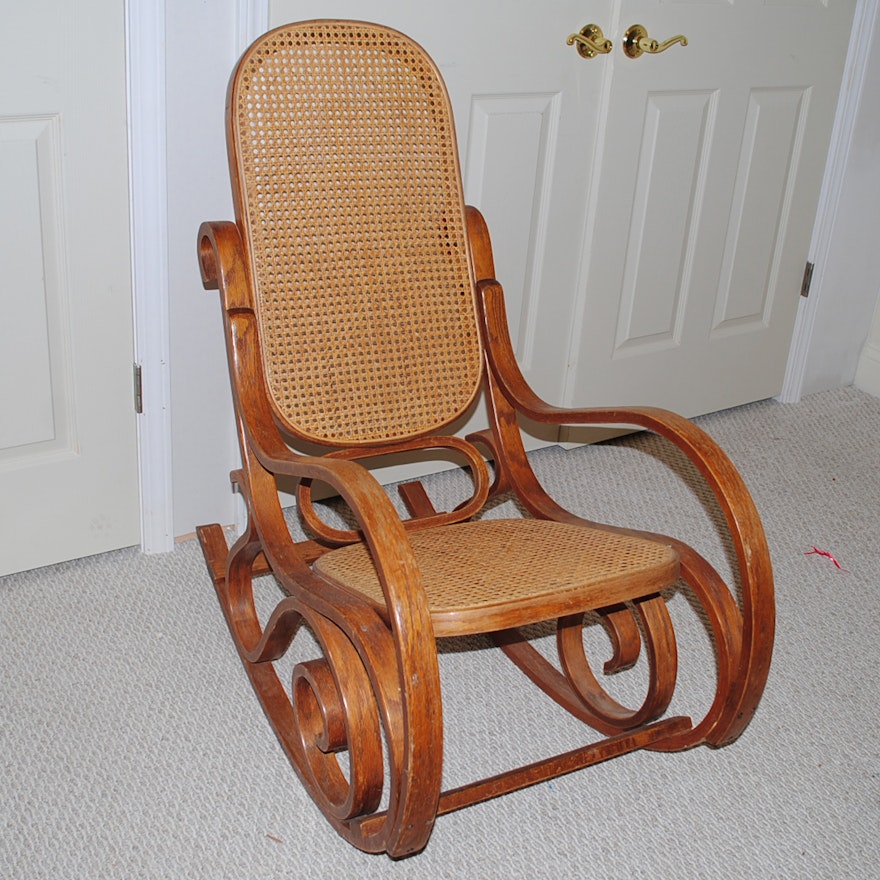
left=0, top=1, right=139, bottom=574
left=565, top=0, right=856, bottom=415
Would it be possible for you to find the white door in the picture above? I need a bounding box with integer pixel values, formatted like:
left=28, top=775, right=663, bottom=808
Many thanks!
left=0, top=2, right=139, bottom=575
left=566, top=0, right=856, bottom=414
left=268, top=1, right=854, bottom=414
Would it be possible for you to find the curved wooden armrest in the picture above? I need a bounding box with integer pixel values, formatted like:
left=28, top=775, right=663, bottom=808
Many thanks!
left=477, top=277, right=769, bottom=571
left=467, top=206, right=756, bottom=531
left=245, top=391, right=434, bottom=643
left=466, top=208, right=759, bottom=516
left=476, top=277, right=775, bottom=745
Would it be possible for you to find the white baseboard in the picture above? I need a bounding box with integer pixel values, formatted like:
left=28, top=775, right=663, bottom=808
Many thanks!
left=855, top=342, right=880, bottom=398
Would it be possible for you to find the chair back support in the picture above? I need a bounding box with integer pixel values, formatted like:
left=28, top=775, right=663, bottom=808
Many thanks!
left=228, top=21, right=484, bottom=446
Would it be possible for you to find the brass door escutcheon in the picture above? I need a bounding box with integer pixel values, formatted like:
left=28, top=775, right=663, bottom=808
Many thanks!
left=623, top=24, right=688, bottom=59
left=566, top=24, right=612, bottom=58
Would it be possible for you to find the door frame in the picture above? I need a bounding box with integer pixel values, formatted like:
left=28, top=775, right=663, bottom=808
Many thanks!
left=126, top=0, right=267, bottom=553
left=126, top=0, right=173, bottom=553
left=778, top=0, right=877, bottom=402
left=126, top=0, right=869, bottom=553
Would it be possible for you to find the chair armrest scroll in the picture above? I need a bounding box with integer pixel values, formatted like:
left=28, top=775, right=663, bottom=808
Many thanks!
left=477, top=278, right=767, bottom=540
left=197, top=220, right=253, bottom=310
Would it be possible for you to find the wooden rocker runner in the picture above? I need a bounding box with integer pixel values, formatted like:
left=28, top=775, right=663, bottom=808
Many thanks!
left=196, top=20, right=775, bottom=858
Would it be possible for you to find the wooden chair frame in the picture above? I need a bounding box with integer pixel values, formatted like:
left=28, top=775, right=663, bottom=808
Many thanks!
left=195, top=21, right=774, bottom=859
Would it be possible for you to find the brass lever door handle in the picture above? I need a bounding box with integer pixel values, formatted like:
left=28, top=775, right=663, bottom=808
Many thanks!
left=566, top=24, right=612, bottom=58
left=623, top=24, right=688, bottom=59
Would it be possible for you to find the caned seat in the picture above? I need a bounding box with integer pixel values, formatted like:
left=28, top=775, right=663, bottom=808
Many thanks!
left=315, top=519, right=679, bottom=636
left=196, top=19, right=775, bottom=859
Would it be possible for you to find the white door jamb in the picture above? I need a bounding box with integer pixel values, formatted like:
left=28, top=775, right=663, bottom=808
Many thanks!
left=778, top=0, right=876, bottom=403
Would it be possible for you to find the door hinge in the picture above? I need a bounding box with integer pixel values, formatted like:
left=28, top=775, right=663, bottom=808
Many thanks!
left=800, top=260, right=815, bottom=298
left=133, top=362, right=143, bottom=414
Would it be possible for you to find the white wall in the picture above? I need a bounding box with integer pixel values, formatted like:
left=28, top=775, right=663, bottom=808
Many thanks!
left=851, top=11, right=880, bottom=400
left=855, top=296, right=880, bottom=396
left=801, top=7, right=880, bottom=396
left=165, top=2, right=240, bottom=536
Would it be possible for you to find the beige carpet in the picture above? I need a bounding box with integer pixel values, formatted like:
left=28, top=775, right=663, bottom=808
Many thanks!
left=1, top=387, right=878, bottom=879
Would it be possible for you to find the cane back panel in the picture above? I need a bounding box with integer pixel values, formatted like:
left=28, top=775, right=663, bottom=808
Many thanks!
left=228, top=21, right=484, bottom=446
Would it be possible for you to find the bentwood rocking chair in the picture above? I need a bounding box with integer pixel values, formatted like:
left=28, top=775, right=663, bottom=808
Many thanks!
left=196, top=21, right=775, bottom=858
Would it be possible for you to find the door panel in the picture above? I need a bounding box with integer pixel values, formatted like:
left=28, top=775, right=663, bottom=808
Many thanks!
left=0, top=3, right=139, bottom=575
left=613, top=90, right=713, bottom=356
left=465, top=91, right=570, bottom=374
left=713, top=87, right=808, bottom=332
left=0, top=116, right=69, bottom=455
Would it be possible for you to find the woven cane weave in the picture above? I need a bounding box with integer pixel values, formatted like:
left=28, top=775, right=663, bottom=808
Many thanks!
left=230, top=21, right=483, bottom=445
left=314, top=519, right=679, bottom=635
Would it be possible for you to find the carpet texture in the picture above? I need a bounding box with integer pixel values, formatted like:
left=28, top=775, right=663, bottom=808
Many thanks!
left=1, top=387, right=878, bottom=879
